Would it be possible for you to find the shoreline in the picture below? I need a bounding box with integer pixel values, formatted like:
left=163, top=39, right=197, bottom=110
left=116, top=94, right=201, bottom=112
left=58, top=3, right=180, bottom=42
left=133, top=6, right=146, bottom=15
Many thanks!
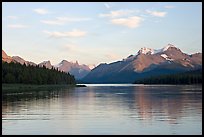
left=2, top=84, right=86, bottom=93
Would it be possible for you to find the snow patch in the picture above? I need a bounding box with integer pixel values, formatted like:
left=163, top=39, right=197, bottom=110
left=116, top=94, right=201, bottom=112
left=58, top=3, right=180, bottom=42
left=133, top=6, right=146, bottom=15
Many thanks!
left=161, top=54, right=168, bottom=59
left=161, top=54, right=174, bottom=61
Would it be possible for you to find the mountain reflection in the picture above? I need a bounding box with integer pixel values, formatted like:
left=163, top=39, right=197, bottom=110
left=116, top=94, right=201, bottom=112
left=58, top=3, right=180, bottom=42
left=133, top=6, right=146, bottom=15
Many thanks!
left=2, top=85, right=202, bottom=124
left=133, top=85, right=202, bottom=124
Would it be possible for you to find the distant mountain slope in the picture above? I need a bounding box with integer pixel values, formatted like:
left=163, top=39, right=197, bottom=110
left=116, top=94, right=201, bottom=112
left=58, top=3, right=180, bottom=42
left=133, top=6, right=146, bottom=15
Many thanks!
left=38, top=61, right=52, bottom=69
left=82, top=44, right=202, bottom=83
left=2, top=50, right=91, bottom=80
left=54, top=60, right=91, bottom=80
left=2, top=50, right=13, bottom=63
left=12, top=56, right=37, bottom=66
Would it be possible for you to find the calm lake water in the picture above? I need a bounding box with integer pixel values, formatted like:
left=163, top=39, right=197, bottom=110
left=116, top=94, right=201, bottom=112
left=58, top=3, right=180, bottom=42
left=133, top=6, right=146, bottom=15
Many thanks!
left=2, top=84, right=202, bottom=135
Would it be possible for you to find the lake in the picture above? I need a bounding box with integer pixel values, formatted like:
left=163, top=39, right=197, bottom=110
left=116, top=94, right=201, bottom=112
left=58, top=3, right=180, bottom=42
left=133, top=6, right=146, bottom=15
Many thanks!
left=2, top=84, right=202, bottom=135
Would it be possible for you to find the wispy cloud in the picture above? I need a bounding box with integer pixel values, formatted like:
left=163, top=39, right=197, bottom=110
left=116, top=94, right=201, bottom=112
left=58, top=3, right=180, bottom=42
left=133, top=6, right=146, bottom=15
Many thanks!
left=99, top=9, right=143, bottom=28
left=164, top=5, right=175, bottom=9
left=146, top=10, right=167, bottom=17
left=99, top=9, right=139, bottom=18
left=8, top=24, right=29, bottom=29
left=43, top=29, right=87, bottom=38
left=33, top=8, right=49, bottom=15
left=41, top=20, right=64, bottom=25
left=111, top=16, right=143, bottom=28
left=41, top=17, right=91, bottom=25
left=7, top=16, right=18, bottom=19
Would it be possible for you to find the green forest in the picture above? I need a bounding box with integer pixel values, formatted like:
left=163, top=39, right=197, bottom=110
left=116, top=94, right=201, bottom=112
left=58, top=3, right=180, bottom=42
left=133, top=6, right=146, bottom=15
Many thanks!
left=134, top=69, right=202, bottom=84
left=2, top=62, right=76, bottom=85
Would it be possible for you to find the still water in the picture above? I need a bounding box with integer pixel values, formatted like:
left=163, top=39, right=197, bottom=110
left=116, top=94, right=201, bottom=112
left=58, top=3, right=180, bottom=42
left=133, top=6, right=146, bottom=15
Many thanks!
left=2, top=84, right=202, bottom=135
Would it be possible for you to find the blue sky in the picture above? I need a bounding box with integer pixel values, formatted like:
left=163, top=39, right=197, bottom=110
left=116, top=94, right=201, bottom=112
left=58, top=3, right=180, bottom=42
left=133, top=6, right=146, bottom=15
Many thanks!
left=2, top=2, right=202, bottom=66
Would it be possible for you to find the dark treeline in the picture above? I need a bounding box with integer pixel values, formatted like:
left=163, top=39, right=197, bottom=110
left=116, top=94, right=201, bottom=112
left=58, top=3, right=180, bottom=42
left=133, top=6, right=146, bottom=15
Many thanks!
left=2, top=62, right=76, bottom=85
left=134, top=69, right=202, bottom=84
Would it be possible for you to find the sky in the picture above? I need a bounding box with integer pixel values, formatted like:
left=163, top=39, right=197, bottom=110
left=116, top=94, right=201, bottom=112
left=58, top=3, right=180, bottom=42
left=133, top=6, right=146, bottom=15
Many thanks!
left=2, top=2, right=202, bottom=67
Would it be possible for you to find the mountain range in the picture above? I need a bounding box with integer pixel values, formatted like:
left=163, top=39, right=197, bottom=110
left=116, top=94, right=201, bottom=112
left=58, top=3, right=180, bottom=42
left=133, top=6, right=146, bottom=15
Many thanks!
left=2, top=44, right=202, bottom=83
left=82, top=44, right=202, bottom=83
left=2, top=50, right=91, bottom=80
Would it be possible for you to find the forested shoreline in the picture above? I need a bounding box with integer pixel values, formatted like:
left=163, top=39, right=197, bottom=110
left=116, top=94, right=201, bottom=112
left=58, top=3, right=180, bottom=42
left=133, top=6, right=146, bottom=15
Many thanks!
left=2, top=62, right=76, bottom=85
left=134, top=69, right=202, bottom=84
left=2, top=61, right=202, bottom=85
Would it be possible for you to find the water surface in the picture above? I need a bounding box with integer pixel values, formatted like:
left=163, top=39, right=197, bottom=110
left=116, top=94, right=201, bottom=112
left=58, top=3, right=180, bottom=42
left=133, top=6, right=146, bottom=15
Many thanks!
left=2, top=84, right=202, bottom=135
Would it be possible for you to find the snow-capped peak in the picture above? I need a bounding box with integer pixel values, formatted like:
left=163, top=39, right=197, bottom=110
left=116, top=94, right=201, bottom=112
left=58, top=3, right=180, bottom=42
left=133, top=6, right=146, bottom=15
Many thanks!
left=162, top=44, right=176, bottom=51
left=137, top=44, right=177, bottom=55
left=138, top=47, right=155, bottom=55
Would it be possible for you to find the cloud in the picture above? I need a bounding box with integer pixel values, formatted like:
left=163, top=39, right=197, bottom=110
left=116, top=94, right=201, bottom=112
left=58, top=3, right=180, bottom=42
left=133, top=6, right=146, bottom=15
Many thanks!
left=41, top=20, right=64, bottom=25
left=99, top=9, right=138, bottom=18
left=164, top=5, right=175, bottom=9
left=41, top=17, right=91, bottom=25
left=8, top=24, right=29, bottom=29
left=111, top=16, right=143, bottom=28
left=104, top=3, right=110, bottom=9
left=33, top=8, right=49, bottom=15
left=146, top=10, right=167, bottom=17
left=7, top=16, right=18, bottom=19
left=43, top=29, right=87, bottom=38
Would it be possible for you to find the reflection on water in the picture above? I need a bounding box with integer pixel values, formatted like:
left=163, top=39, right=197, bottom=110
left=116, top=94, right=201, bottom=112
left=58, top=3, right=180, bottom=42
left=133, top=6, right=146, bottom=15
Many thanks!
left=2, top=85, right=202, bottom=135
